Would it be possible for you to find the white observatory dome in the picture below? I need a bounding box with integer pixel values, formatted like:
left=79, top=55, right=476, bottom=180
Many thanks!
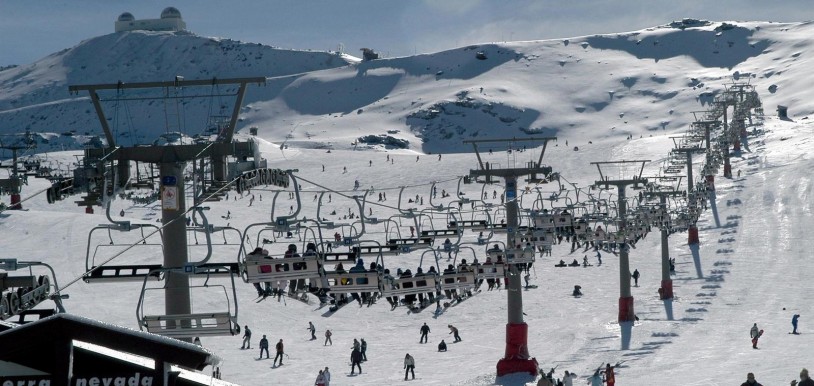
left=117, top=12, right=135, bottom=22
left=160, top=7, right=182, bottom=19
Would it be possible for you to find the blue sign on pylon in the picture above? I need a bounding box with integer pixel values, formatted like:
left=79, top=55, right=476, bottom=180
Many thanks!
left=161, top=176, right=177, bottom=186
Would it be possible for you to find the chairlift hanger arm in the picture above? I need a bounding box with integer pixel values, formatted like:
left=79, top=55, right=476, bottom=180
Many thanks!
left=463, top=137, right=557, bottom=170
left=69, top=77, right=266, bottom=149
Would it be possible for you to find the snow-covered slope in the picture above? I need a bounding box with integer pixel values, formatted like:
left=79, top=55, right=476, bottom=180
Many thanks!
left=3, top=19, right=814, bottom=386
left=3, top=20, right=814, bottom=155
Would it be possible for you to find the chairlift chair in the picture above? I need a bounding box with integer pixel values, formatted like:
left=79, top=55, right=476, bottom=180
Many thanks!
left=83, top=223, right=165, bottom=283
left=137, top=266, right=240, bottom=338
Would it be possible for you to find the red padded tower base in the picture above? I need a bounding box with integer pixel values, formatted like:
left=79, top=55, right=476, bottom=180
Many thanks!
left=660, top=279, right=674, bottom=299
left=10, top=194, right=21, bottom=210
left=85, top=206, right=94, bottom=214
left=688, top=226, right=699, bottom=245
left=618, top=296, right=635, bottom=322
left=496, top=323, right=539, bottom=377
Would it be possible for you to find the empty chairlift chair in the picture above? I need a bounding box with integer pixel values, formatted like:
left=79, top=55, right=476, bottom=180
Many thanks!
left=137, top=266, right=240, bottom=338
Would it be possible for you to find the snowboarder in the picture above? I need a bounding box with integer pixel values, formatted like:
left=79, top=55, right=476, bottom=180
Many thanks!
left=350, top=347, right=363, bottom=375
left=632, top=269, right=640, bottom=287
left=750, top=323, right=762, bottom=349
left=242, top=325, right=252, bottom=349
left=448, top=325, right=461, bottom=342
left=309, top=321, right=317, bottom=340
left=259, top=335, right=269, bottom=359
left=740, top=372, right=763, bottom=386
left=404, top=353, right=415, bottom=380
left=274, top=339, right=285, bottom=366
left=420, top=322, right=430, bottom=343
left=360, top=339, right=368, bottom=361
left=437, top=340, right=447, bottom=352
left=324, top=329, right=333, bottom=346
left=792, top=314, right=800, bottom=334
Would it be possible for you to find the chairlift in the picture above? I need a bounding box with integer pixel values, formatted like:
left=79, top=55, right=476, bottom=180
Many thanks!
left=320, top=255, right=382, bottom=295
left=1, top=259, right=67, bottom=323
left=83, top=206, right=165, bottom=283
left=136, top=266, right=240, bottom=338
left=380, top=250, right=439, bottom=303
left=434, top=248, right=477, bottom=294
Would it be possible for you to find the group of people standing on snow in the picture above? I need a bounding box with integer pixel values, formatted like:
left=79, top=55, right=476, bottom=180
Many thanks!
left=741, top=368, right=814, bottom=386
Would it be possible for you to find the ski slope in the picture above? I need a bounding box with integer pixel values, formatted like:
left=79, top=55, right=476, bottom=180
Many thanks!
left=3, top=113, right=814, bottom=386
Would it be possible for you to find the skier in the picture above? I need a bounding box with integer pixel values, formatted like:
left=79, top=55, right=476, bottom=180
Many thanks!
left=437, top=340, right=447, bottom=352
left=309, top=321, right=317, bottom=340
left=360, top=339, right=368, bottom=361
left=241, top=325, right=252, bottom=349
left=404, top=353, right=416, bottom=380
left=588, top=368, right=603, bottom=386
left=792, top=314, right=801, bottom=334
left=536, top=376, right=552, bottom=386
left=603, top=364, right=615, bottom=386
left=740, top=372, right=763, bottom=386
left=350, top=347, right=363, bottom=375
left=448, top=325, right=462, bottom=342
left=750, top=323, right=761, bottom=349
left=274, top=339, right=285, bottom=366
left=324, top=329, right=333, bottom=346
left=259, top=335, right=269, bottom=359
left=632, top=269, right=640, bottom=287
left=562, top=370, right=573, bottom=386
left=419, top=322, right=430, bottom=343
left=795, top=368, right=814, bottom=386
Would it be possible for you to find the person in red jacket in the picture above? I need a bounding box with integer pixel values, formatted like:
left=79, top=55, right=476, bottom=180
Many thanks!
left=603, top=364, right=615, bottom=386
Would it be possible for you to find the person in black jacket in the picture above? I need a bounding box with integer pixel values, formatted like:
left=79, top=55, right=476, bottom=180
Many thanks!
left=795, top=368, right=814, bottom=386
left=259, top=335, right=269, bottom=359
left=437, top=340, right=447, bottom=352
left=350, top=347, right=363, bottom=375
left=419, top=323, right=430, bottom=343
left=740, top=372, right=763, bottom=386
left=273, top=339, right=285, bottom=366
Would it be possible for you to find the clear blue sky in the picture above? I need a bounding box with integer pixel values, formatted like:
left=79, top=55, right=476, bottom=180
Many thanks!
left=1, top=0, right=812, bottom=66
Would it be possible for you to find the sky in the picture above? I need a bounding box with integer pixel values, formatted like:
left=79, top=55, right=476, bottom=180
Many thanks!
left=2, top=0, right=814, bottom=67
